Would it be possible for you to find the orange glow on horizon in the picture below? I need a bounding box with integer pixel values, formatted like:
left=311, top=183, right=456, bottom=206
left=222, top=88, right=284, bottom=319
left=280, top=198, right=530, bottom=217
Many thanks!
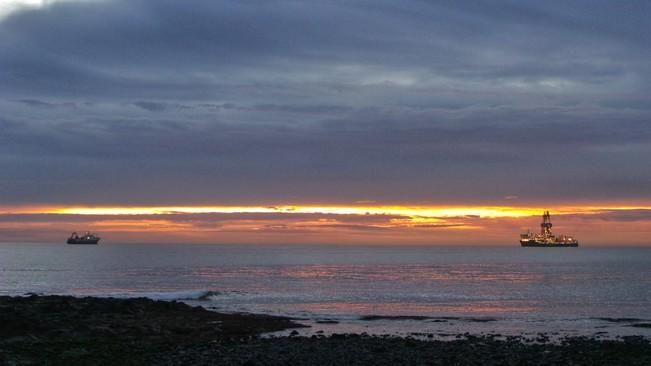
left=2, top=203, right=651, bottom=245
left=3, top=201, right=651, bottom=217
left=36, top=204, right=644, bottom=218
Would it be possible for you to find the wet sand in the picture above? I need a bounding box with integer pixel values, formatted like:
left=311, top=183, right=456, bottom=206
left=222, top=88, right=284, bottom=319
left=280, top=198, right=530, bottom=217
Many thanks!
left=1, top=296, right=650, bottom=365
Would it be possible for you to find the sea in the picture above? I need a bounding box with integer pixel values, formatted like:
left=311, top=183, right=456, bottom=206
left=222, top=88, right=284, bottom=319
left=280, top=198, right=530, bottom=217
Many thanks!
left=1, top=243, right=650, bottom=339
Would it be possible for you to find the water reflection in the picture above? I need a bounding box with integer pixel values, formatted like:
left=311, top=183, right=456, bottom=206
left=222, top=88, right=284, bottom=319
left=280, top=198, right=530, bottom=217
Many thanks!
left=0, top=244, right=650, bottom=337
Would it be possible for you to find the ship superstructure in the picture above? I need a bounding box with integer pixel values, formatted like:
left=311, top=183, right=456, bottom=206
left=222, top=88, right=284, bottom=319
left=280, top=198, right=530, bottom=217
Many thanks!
left=520, top=211, right=578, bottom=247
left=67, top=232, right=100, bottom=245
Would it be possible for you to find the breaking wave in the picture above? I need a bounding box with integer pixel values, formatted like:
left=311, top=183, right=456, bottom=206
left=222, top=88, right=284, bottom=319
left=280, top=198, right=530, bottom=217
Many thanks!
left=68, top=289, right=222, bottom=302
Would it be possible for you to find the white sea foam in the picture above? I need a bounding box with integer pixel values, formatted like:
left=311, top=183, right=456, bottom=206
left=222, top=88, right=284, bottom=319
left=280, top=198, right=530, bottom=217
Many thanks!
left=68, top=289, right=222, bottom=302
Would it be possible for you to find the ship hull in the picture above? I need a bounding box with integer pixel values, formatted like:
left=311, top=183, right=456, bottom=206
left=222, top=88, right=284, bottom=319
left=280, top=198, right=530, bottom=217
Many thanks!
left=67, top=239, right=100, bottom=245
left=520, top=240, right=578, bottom=247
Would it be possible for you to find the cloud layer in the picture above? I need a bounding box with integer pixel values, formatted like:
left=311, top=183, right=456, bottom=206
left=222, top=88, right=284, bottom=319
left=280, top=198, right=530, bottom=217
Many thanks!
left=1, top=0, right=650, bottom=206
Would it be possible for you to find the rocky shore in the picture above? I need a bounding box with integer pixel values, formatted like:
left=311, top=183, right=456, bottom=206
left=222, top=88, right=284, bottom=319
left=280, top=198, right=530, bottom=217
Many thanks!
left=1, top=295, right=650, bottom=365
left=0, top=295, right=303, bottom=365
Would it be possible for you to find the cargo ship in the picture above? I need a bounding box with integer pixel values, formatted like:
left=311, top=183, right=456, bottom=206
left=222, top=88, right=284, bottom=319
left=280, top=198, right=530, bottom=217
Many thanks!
left=67, top=232, right=100, bottom=245
left=520, top=211, right=578, bottom=247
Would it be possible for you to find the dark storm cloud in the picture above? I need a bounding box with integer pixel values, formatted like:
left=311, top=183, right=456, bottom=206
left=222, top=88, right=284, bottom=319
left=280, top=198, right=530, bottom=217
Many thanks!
left=0, top=0, right=650, bottom=205
left=2, top=0, right=649, bottom=99
left=12, top=99, right=58, bottom=108
left=133, top=101, right=168, bottom=112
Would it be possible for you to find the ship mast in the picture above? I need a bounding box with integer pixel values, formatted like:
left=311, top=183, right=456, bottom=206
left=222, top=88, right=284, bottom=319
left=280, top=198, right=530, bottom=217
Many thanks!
left=540, top=211, right=553, bottom=237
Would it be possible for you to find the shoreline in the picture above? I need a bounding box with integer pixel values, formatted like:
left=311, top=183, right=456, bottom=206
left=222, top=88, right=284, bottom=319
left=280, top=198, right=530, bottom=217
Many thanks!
left=1, top=296, right=650, bottom=365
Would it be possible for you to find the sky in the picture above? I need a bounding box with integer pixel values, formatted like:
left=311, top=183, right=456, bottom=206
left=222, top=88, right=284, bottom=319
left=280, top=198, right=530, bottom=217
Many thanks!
left=0, top=0, right=650, bottom=244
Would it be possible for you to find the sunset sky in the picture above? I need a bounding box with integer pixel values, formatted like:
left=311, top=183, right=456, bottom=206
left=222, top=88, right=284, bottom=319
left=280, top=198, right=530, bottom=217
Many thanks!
left=1, top=1, right=650, bottom=245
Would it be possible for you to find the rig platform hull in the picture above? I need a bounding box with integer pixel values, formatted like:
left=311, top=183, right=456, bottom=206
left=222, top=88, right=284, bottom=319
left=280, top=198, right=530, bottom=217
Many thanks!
left=520, top=241, right=578, bottom=247
left=67, top=238, right=100, bottom=245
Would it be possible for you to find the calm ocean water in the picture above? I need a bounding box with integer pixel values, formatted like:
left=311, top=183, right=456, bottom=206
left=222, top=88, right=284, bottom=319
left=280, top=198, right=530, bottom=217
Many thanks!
left=1, top=243, right=650, bottom=338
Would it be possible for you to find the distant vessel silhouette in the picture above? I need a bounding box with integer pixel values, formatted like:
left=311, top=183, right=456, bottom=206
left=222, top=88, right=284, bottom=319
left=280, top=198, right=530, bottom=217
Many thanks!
left=520, top=211, right=578, bottom=247
left=67, top=232, right=100, bottom=245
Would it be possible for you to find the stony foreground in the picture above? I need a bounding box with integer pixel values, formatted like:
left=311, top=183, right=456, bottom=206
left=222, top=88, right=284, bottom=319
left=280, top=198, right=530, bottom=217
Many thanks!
left=1, top=296, right=650, bottom=365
